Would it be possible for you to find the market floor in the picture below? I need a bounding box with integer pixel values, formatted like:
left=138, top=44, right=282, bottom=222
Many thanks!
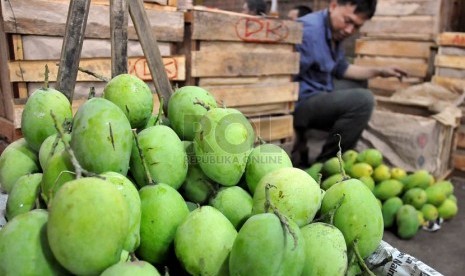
left=382, top=171, right=465, bottom=276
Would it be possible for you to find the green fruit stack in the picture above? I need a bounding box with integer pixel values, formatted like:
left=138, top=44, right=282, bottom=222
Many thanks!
left=306, top=148, right=459, bottom=240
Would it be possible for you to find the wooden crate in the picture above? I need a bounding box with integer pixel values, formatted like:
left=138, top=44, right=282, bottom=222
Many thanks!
left=434, top=32, right=465, bottom=171
left=354, top=0, right=458, bottom=96
left=0, top=0, right=185, bottom=142
left=181, top=7, right=302, bottom=143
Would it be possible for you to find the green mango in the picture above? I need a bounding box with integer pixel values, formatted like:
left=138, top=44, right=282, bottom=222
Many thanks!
left=103, top=74, right=154, bottom=129
left=47, top=177, right=129, bottom=275
left=38, top=133, right=70, bottom=170
left=229, top=213, right=305, bottom=276
left=301, top=222, right=347, bottom=276
left=174, top=206, right=237, bottom=276
left=209, top=186, right=253, bottom=229
left=101, top=261, right=161, bottom=276
left=245, top=143, right=292, bottom=194
left=402, top=170, right=433, bottom=190
left=101, top=172, right=141, bottom=253
left=0, top=138, right=40, bottom=193
left=348, top=162, right=373, bottom=178
left=382, top=197, right=403, bottom=228
left=438, top=199, right=458, bottom=220
left=130, top=125, right=188, bottom=189
left=71, top=98, right=133, bottom=175
left=168, top=86, right=218, bottom=140
left=357, top=148, right=383, bottom=167
left=137, top=184, right=189, bottom=264
left=304, top=162, right=323, bottom=183
left=253, top=167, right=322, bottom=227
left=421, top=203, right=439, bottom=221
left=6, top=173, right=42, bottom=221
left=0, top=210, right=67, bottom=275
left=322, top=157, right=341, bottom=176
left=321, top=173, right=344, bottom=190
left=40, top=150, right=75, bottom=204
left=373, top=179, right=404, bottom=201
left=396, top=205, right=420, bottom=239
left=194, top=108, right=254, bottom=186
left=21, top=87, right=73, bottom=152
left=402, top=188, right=427, bottom=209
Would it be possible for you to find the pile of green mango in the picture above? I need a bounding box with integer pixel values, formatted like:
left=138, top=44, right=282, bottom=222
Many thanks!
left=0, top=74, right=394, bottom=275
left=306, top=148, right=459, bottom=240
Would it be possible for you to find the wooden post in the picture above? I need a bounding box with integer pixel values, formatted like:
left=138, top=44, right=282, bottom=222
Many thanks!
left=128, top=0, right=173, bottom=114
left=55, top=0, right=92, bottom=102
left=110, top=0, right=129, bottom=77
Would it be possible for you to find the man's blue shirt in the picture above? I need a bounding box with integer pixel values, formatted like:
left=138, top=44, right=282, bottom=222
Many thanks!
left=295, top=9, right=349, bottom=102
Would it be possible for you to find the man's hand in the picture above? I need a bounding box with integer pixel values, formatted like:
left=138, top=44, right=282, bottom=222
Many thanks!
left=378, top=66, right=408, bottom=80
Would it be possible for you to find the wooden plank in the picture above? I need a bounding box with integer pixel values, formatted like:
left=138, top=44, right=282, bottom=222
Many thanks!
left=360, top=16, right=436, bottom=35
left=237, top=102, right=294, bottom=117
left=2, top=0, right=184, bottom=42
left=203, top=82, right=298, bottom=107
left=368, top=77, right=423, bottom=92
left=55, top=0, right=91, bottom=101
left=199, top=41, right=294, bottom=53
left=11, top=35, right=28, bottom=99
left=361, top=33, right=434, bottom=41
left=435, top=67, right=465, bottom=79
left=435, top=55, right=465, bottom=70
left=249, top=115, right=294, bottom=142
left=453, top=149, right=465, bottom=171
left=8, top=56, right=185, bottom=82
left=375, top=0, right=438, bottom=16
left=455, top=125, right=465, bottom=149
left=128, top=0, right=173, bottom=112
left=437, top=32, right=465, bottom=48
left=432, top=76, right=465, bottom=93
left=355, top=39, right=433, bottom=58
left=0, top=3, right=14, bottom=121
left=439, top=46, right=465, bottom=57
left=110, top=0, right=129, bottom=77
left=19, top=35, right=172, bottom=59
left=198, top=76, right=291, bottom=86
left=0, top=118, right=16, bottom=142
left=190, top=10, right=302, bottom=44
left=191, top=52, right=299, bottom=77
left=354, top=56, right=429, bottom=78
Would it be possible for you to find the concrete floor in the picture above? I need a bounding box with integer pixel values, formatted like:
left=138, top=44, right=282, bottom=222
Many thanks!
left=382, top=172, right=465, bottom=276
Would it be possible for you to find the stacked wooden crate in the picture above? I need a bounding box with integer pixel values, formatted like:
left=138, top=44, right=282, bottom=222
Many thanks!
left=354, top=0, right=454, bottom=96
left=182, top=7, right=302, bottom=145
left=433, top=32, right=465, bottom=172
left=0, top=0, right=185, bottom=143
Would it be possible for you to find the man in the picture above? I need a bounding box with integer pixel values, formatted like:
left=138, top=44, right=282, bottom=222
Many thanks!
left=292, top=0, right=407, bottom=167
left=287, top=5, right=313, bottom=20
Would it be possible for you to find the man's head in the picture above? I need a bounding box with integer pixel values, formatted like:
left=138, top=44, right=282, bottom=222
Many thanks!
left=242, top=0, right=267, bottom=15
left=287, top=5, right=313, bottom=20
left=329, top=0, right=377, bottom=41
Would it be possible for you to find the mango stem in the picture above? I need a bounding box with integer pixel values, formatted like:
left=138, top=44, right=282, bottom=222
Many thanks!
left=353, top=239, right=376, bottom=276
left=132, top=130, right=156, bottom=185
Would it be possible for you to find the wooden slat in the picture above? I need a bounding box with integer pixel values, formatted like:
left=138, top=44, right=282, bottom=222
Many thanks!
left=360, top=16, right=436, bottom=35
left=198, top=41, right=294, bottom=53
left=439, top=46, right=465, bottom=56
left=18, top=35, right=172, bottom=59
left=2, top=0, right=184, bottom=42
left=455, top=125, right=465, bottom=149
left=375, top=0, right=438, bottom=16
left=237, top=102, right=294, bottom=117
left=354, top=56, right=429, bottom=78
left=190, top=10, right=302, bottom=44
left=249, top=115, right=294, bottom=142
left=198, top=76, right=291, bottom=86
left=355, top=39, right=433, bottom=58
left=11, top=35, right=28, bottom=99
left=110, top=0, right=129, bottom=77
left=0, top=3, right=14, bottom=121
left=0, top=118, right=16, bottom=142
left=453, top=149, right=465, bottom=171
left=203, top=82, right=298, bottom=107
left=368, top=77, right=422, bottom=93
left=437, top=32, right=465, bottom=48
left=8, top=56, right=186, bottom=82
left=191, top=51, right=299, bottom=77
left=361, top=33, right=434, bottom=41
left=435, top=67, right=465, bottom=79
left=435, top=55, right=465, bottom=70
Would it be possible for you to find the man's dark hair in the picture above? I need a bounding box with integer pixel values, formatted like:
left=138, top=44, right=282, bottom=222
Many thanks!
left=294, top=5, right=313, bottom=17
left=337, top=0, right=377, bottom=19
left=247, top=0, right=267, bottom=15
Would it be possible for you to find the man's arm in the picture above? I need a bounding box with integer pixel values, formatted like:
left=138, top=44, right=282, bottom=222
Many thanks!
left=343, top=64, right=408, bottom=80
